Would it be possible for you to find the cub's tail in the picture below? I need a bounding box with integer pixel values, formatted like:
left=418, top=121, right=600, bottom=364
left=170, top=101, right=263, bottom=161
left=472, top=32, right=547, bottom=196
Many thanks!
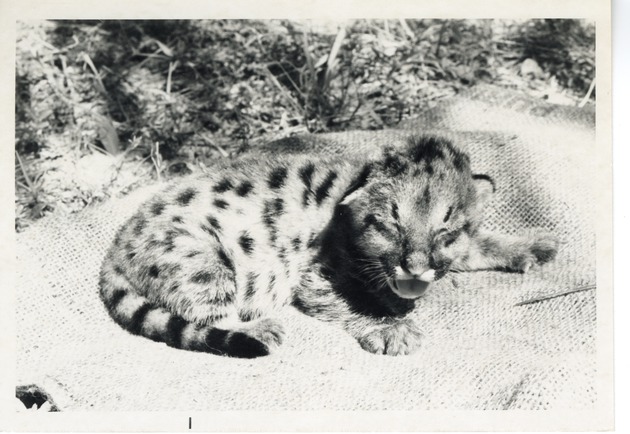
left=98, top=266, right=283, bottom=358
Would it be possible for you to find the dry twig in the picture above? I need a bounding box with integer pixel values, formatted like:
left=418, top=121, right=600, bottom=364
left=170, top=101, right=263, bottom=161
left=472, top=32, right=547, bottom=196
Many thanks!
left=515, top=284, right=595, bottom=306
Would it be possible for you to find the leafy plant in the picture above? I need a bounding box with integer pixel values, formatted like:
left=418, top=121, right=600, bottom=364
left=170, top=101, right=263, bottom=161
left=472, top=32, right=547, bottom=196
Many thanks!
left=14, top=19, right=595, bottom=231
left=502, top=19, right=595, bottom=98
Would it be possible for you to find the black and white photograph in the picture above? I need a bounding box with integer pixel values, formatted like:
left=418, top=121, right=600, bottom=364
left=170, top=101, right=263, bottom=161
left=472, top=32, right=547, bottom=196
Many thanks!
left=3, top=0, right=615, bottom=431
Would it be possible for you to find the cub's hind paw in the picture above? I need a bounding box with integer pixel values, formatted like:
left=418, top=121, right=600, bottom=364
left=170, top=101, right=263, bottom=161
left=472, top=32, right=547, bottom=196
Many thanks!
left=514, top=234, right=560, bottom=272
left=243, top=318, right=285, bottom=351
left=357, top=319, right=423, bottom=356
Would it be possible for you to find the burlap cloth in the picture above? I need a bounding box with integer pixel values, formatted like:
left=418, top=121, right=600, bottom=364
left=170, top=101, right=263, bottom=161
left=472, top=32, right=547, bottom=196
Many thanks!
left=16, top=85, right=596, bottom=411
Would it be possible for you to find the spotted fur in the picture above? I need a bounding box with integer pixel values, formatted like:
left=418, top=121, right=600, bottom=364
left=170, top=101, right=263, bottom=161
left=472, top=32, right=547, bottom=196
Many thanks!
left=99, top=135, right=558, bottom=358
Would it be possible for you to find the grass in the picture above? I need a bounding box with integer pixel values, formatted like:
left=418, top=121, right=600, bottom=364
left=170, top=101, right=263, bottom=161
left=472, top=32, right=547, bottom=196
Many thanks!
left=14, top=19, right=595, bottom=232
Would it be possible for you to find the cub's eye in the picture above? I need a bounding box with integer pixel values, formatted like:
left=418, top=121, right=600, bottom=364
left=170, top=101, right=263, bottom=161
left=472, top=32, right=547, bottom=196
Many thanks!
left=438, top=230, right=460, bottom=247
left=443, top=233, right=458, bottom=247
left=363, top=214, right=390, bottom=234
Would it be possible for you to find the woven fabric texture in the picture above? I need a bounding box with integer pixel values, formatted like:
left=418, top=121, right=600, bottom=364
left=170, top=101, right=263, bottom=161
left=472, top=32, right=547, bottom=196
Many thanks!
left=16, top=85, right=596, bottom=411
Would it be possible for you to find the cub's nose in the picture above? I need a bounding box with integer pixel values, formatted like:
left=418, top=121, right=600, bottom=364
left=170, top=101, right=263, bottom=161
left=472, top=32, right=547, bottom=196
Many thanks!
left=398, top=264, right=436, bottom=282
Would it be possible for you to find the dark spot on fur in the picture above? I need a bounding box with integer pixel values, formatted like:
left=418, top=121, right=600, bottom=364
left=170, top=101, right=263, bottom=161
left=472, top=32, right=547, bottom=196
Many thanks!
left=201, top=224, right=220, bottom=241
left=408, top=136, right=447, bottom=164
left=268, top=167, right=288, bottom=189
left=151, top=201, right=166, bottom=216
left=166, top=315, right=188, bottom=348
left=162, top=263, right=182, bottom=276
left=302, top=189, right=311, bottom=207
left=147, top=236, right=161, bottom=249
left=291, top=236, right=301, bottom=251
left=299, top=162, right=315, bottom=206
left=273, top=198, right=284, bottom=215
left=163, top=230, right=179, bottom=252
left=262, top=199, right=284, bottom=245
left=268, top=274, right=276, bottom=293
left=452, top=152, right=469, bottom=172
left=315, top=170, right=338, bottom=205
left=444, top=206, right=453, bottom=222
left=186, top=250, right=201, bottom=258
left=213, top=179, right=233, bottom=193
left=211, top=288, right=235, bottom=306
left=298, top=162, right=315, bottom=188
left=307, top=232, right=318, bottom=247
left=262, top=203, right=275, bottom=227
left=213, top=198, right=229, bottom=210
left=206, top=215, right=222, bottom=231
left=133, top=214, right=147, bottom=236
left=382, top=152, right=408, bottom=176
left=217, top=248, right=235, bottom=273
left=190, top=271, right=213, bottom=284
left=105, top=289, right=127, bottom=311
left=149, top=265, right=160, bottom=278
left=236, top=180, right=254, bottom=197
left=278, top=246, right=289, bottom=273
left=128, top=304, right=154, bottom=335
left=176, top=188, right=197, bottom=206
left=205, top=328, right=229, bottom=343
left=239, top=311, right=257, bottom=322
left=202, top=328, right=229, bottom=353
left=291, top=294, right=308, bottom=312
left=422, top=186, right=431, bottom=205
left=244, top=273, right=257, bottom=300
left=238, top=232, right=255, bottom=255
left=391, top=203, right=399, bottom=220
left=172, top=215, right=183, bottom=223
left=113, top=266, right=124, bottom=275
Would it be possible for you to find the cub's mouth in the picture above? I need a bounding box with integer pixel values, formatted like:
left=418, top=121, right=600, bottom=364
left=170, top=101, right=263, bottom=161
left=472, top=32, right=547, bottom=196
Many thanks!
left=388, top=267, right=436, bottom=299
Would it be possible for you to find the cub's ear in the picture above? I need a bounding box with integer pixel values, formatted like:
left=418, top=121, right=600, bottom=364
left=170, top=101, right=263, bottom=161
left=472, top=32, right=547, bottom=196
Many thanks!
left=339, top=164, right=373, bottom=206
left=472, top=174, right=495, bottom=203
left=339, top=187, right=366, bottom=206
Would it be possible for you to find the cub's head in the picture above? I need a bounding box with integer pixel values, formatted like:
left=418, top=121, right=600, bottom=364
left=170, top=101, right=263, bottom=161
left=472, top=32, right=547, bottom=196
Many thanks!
left=336, top=136, right=493, bottom=299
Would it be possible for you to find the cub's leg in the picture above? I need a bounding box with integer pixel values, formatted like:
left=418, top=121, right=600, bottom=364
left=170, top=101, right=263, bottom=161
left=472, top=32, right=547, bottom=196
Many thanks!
left=100, top=242, right=284, bottom=358
left=293, top=271, right=422, bottom=356
left=350, top=317, right=423, bottom=356
left=452, top=230, right=560, bottom=273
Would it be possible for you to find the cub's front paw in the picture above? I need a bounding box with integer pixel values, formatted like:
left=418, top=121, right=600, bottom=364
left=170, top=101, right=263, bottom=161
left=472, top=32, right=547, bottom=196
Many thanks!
left=357, top=319, right=423, bottom=356
left=513, top=233, right=560, bottom=272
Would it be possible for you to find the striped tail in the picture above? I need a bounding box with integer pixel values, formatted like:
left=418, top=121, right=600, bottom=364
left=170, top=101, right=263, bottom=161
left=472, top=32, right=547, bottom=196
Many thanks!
left=99, top=273, right=283, bottom=358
